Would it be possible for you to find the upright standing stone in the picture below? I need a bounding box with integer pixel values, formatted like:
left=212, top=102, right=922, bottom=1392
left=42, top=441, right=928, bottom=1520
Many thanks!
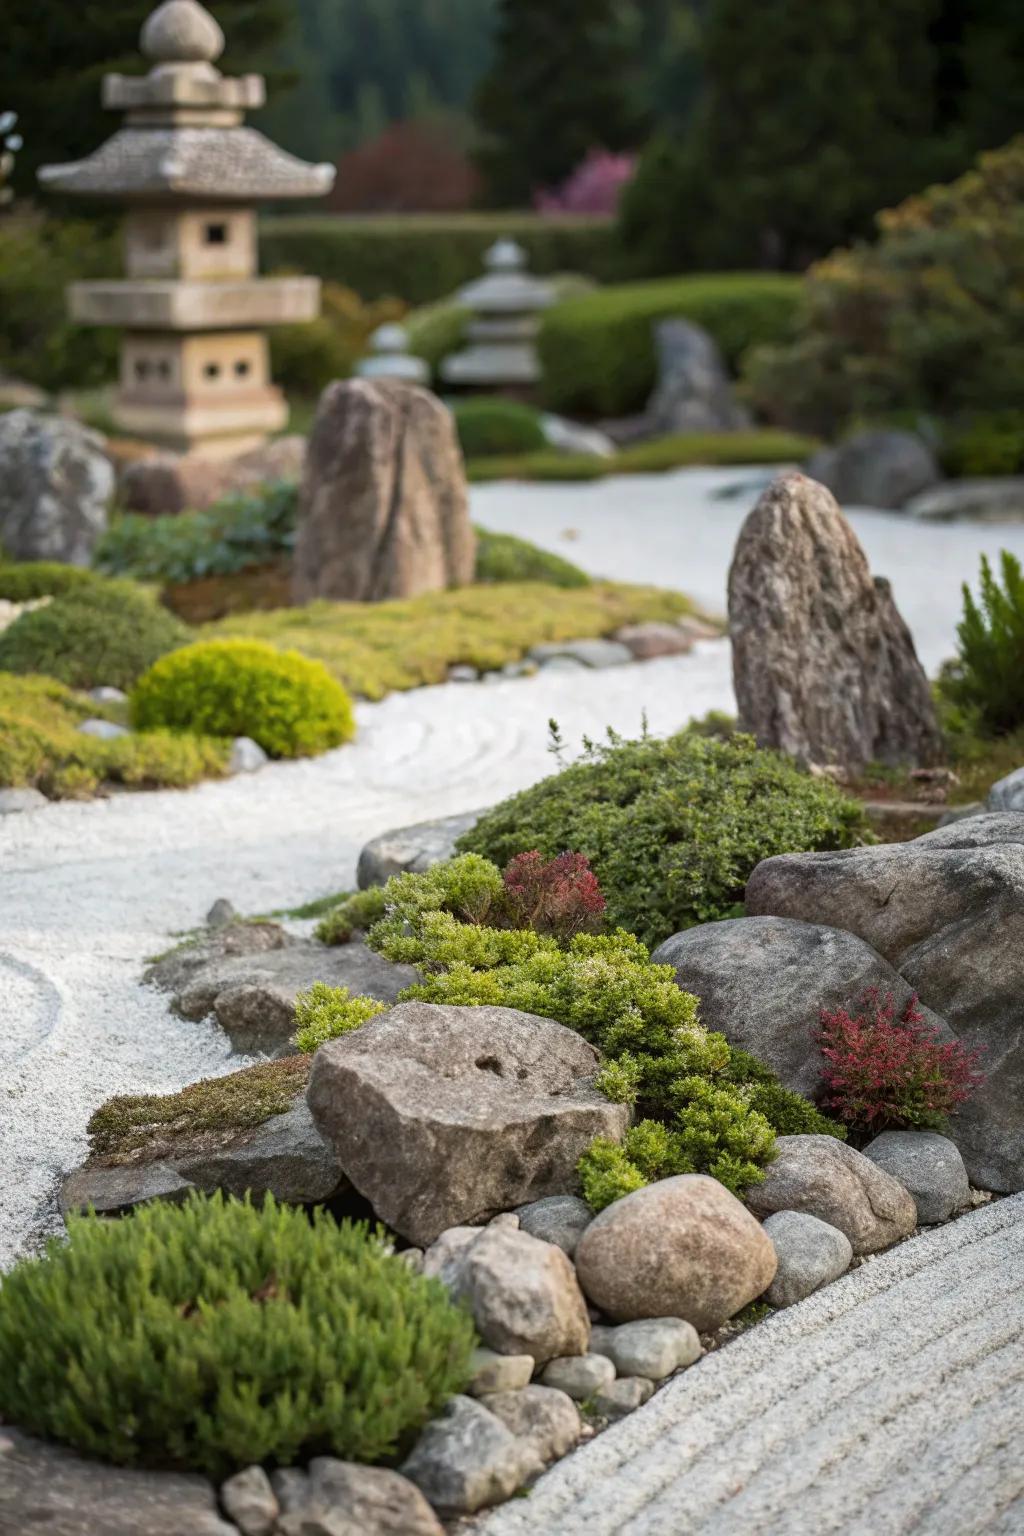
left=646, top=319, right=751, bottom=435
left=293, top=379, right=476, bottom=603
left=0, top=411, right=113, bottom=564
left=728, top=472, right=942, bottom=770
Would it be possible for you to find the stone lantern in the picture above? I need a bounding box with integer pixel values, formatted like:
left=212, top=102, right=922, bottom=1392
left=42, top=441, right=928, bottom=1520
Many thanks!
left=38, top=0, right=335, bottom=459
left=356, top=324, right=429, bottom=385
left=441, top=239, right=554, bottom=395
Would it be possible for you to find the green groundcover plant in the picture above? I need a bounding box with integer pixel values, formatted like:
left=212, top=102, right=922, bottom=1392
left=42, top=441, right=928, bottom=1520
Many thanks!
left=304, top=853, right=845, bottom=1205
left=0, top=578, right=190, bottom=691
left=131, top=639, right=356, bottom=759
left=0, top=1193, right=475, bottom=1478
left=458, top=726, right=867, bottom=950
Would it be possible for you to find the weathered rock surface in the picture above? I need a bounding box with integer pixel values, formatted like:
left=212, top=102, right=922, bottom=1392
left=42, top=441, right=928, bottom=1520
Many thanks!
left=762, top=1209, right=854, bottom=1308
left=727, top=472, right=942, bottom=769
left=540, top=1353, right=617, bottom=1400
left=988, top=767, right=1024, bottom=812
left=574, top=1175, right=778, bottom=1330
left=220, top=1465, right=278, bottom=1536
left=483, top=1386, right=581, bottom=1464
left=307, top=1002, right=628, bottom=1245
left=745, top=829, right=1024, bottom=1192
left=515, top=1194, right=593, bottom=1257
left=906, top=476, right=1024, bottom=522
left=806, top=429, right=940, bottom=510
left=612, top=622, right=695, bottom=661
left=173, top=939, right=416, bottom=1055
left=0, top=1426, right=236, bottom=1535
left=356, top=810, right=484, bottom=889
left=468, top=1347, right=535, bottom=1396
left=59, top=1159, right=195, bottom=1219
left=593, top=1377, right=655, bottom=1419
left=228, top=736, right=268, bottom=775
left=293, top=379, right=476, bottom=603
left=646, top=319, right=752, bottom=435
left=299, top=1459, right=443, bottom=1536
left=528, top=638, right=633, bottom=669
left=651, top=916, right=941, bottom=1099
left=747, top=1136, right=917, bottom=1253
left=119, top=435, right=306, bottom=516
left=0, top=410, right=114, bottom=565
left=400, top=1396, right=533, bottom=1516
left=144, top=920, right=293, bottom=997
left=598, top=1318, right=703, bottom=1380
left=435, top=1224, right=590, bottom=1364
left=862, top=1131, right=970, bottom=1225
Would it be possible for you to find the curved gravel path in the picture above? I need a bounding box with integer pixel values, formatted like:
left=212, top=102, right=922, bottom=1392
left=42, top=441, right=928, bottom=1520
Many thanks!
left=481, top=1194, right=1024, bottom=1536
left=0, top=647, right=729, bottom=1266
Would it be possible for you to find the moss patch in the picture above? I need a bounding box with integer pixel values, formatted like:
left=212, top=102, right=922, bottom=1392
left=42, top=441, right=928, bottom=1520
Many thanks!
left=209, top=581, right=698, bottom=700
left=466, top=430, right=816, bottom=483
left=87, top=1057, right=311, bottom=1166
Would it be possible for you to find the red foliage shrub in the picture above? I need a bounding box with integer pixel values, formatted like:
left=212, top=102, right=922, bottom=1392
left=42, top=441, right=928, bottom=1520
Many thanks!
left=500, top=850, right=606, bottom=939
left=534, top=149, right=637, bottom=216
left=815, top=989, right=984, bottom=1133
left=329, top=120, right=481, bottom=214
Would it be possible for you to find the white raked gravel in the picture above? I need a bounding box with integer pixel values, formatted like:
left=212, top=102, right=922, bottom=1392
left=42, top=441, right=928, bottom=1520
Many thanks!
left=0, top=649, right=729, bottom=1267
left=481, top=1194, right=1024, bottom=1536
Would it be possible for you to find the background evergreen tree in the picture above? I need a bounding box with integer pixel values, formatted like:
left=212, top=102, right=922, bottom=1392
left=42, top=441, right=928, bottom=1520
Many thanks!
left=474, top=0, right=646, bottom=206
left=3, top=1, right=291, bottom=198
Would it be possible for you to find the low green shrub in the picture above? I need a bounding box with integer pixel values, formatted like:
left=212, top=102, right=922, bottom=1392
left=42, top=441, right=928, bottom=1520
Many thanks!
left=294, top=983, right=387, bottom=1053
left=459, top=728, right=867, bottom=950
left=938, top=552, right=1024, bottom=737
left=0, top=579, right=190, bottom=690
left=96, top=483, right=299, bottom=586
left=0, top=212, right=118, bottom=390
left=315, top=887, right=389, bottom=946
left=269, top=316, right=357, bottom=396
left=0, top=563, right=101, bottom=601
left=362, top=854, right=844, bottom=1200
left=473, top=528, right=590, bottom=589
left=131, top=639, right=356, bottom=759
left=942, top=413, right=1024, bottom=478
left=538, top=273, right=802, bottom=418
left=0, top=1193, right=475, bottom=1477
left=453, top=398, right=546, bottom=459
left=0, top=673, right=230, bottom=797
left=261, top=212, right=618, bottom=307
left=465, top=430, right=817, bottom=483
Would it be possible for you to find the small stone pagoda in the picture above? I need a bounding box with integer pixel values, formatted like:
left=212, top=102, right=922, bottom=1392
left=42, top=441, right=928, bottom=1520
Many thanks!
left=39, top=0, right=335, bottom=458
left=441, top=239, right=554, bottom=394
left=356, top=324, right=429, bottom=385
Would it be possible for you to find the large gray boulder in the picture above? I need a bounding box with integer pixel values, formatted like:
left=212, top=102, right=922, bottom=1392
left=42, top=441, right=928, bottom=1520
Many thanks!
left=573, top=1174, right=778, bottom=1330
left=805, top=429, right=941, bottom=511
left=745, top=829, right=1024, bottom=1191
left=0, top=1427, right=236, bottom=1535
left=762, top=1210, right=853, bottom=1308
left=271, top=1458, right=443, bottom=1536
left=400, top=1396, right=535, bottom=1517
left=172, top=939, right=416, bottom=1055
left=307, top=1002, right=629, bottom=1245
left=746, top=1135, right=918, bottom=1253
left=293, top=379, right=476, bottom=603
left=646, top=319, right=751, bottom=435
left=987, top=768, right=1024, bottom=813
left=0, top=410, right=114, bottom=565
left=651, top=916, right=943, bottom=1099
left=356, top=810, right=484, bottom=890
left=728, top=472, right=942, bottom=770
left=862, top=1130, right=970, bottom=1225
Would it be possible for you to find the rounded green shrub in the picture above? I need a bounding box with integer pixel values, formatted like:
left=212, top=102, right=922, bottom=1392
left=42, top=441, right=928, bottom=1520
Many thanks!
left=453, top=398, right=546, bottom=459
left=0, top=579, right=190, bottom=690
left=474, top=527, right=590, bottom=588
left=131, top=638, right=356, bottom=758
left=0, top=563, right=101, bottom=601
left=0, top=1193, right=475, bottom=1477
left=459, top=729, right=867, bottom=949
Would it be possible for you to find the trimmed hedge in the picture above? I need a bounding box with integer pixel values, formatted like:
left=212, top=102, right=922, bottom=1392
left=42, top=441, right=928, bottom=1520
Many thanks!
left=0, top=1193, right=475, bottom=1477
left=0, top=579, right=190, bottom=691
left=260, top=213, right=618, bottom=307
left=538, top=273, right=802, bottom=418
left=0, top=563, right=102, bottom=601
left=453, top=398, right=546, bottom=458
left=132, top=639, right=356, bottom=759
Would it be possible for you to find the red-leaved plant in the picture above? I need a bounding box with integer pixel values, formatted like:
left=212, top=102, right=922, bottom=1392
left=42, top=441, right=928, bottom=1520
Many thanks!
left=500, top=850, right=606, bottom=940
left=815, top=989, right=984, bottom=1133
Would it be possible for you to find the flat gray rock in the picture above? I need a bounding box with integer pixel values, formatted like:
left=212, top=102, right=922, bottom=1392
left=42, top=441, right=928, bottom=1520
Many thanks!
left=174, top=1098, right=345, bottom=1206
left=145, top=921, right=294, bottom=997
left=515, top=1194, right=593, bottom=1257
left=762, top=1209, right=853, bottom=1308
left=0, top=1426, right=235, bottom=1535
left=0, top=787, right=48, bottom=814
left=862, top=1130, right=970, bottom=1225
left=78, top=718, right=130, bottom=741
left=356, top=810, right=485, bottom=890
left=59, top=1159, right=195, bottom=1219
left=529, top=638, right=633, bottom=669
left=747, top=1136, right=917, bottom=1254
left=600, top=1318, right=703, bottom=1380
left=651, top=916, right=939, bottom=1099
left=987, top=768, right=1024, bottom=813
left=540, top=1353, right=617, bottom=1400
left=906, top=476, right=1024, bottom=522
left=478, top=1195, right=1024, bottom=1536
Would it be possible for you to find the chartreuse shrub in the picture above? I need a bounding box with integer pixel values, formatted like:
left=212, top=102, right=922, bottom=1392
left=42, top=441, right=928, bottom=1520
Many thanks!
left=0, top=1193, right=475, bottom=1477
left=331, top=853, right=846, bottom=1203
left=459, top=728, right=867, bottom=950
left=938, top=552, right=1024, bottom=737
left=473, top=528, right=590, bottom=589
left=0, top=579, right=190, bottom=691
left=0, top=673, right=229, bottom=798
left=293, top=983, right=387, bottom=1054
left=132, top=639, right=356, bottom=759
left=0, top=563, right=102, bottom=601
left=452, top=398, right=546, bottom=459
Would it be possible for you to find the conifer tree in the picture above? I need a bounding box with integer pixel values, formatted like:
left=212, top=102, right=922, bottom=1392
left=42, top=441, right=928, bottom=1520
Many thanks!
left=474, top=0, right=645, bottom=205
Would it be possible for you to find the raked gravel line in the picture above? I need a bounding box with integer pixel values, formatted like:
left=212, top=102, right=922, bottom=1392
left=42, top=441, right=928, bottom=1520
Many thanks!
left=0, top=646, right=731, bottom=1268
left=481, top=1194, right=1024, bottom=1536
